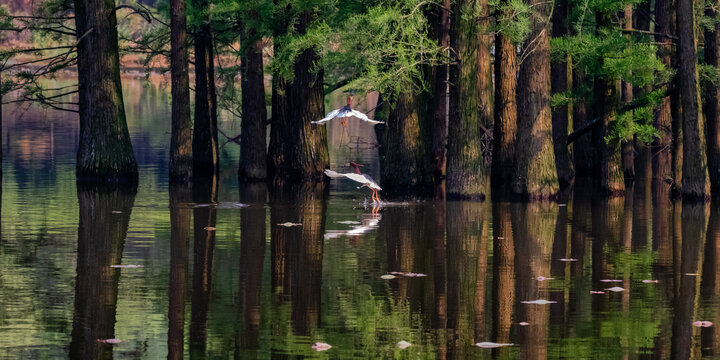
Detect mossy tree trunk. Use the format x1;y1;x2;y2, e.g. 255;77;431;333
572;67;594;176
447;0;487;199
551;0;572;187
678;0;710;199
239;17;268;181
652;0;673;189
382;91;432;194
492;6;517;190
73;0;138;184
477;0;493;131
169;0;192;183
621;6;635;181
514;0;558;199
192;0;219;178
704;0;720;198
431;0;450;180
594;12;624;195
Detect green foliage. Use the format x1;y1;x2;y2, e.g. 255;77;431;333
490;0;532;44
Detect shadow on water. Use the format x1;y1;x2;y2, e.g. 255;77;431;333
168;183;191;360
69;184;138;360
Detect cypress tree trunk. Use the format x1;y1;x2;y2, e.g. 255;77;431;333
268;50;288;179
432;0;450;179
678;0;710;199
514;0;558;199
192;0;219;178
447;0;487;199
477;0;493;130
169;0;192;183
572;68;594;175
704;0;720;198
73;0;138;184
285;13;329;180
551;0;572;187
239;28;268;181
383;91;431;194
492;9;517;189
653;0;673;187
594;12;624;195
621;6;635;181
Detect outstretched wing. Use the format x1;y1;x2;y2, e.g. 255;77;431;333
324;169;373;187
312;108;341;124
349;110;384;125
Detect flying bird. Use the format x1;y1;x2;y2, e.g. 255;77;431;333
311;96;385;126
324;162;382;203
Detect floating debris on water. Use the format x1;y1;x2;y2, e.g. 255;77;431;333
518;322;529;326
605;287;625;292
277;222;302;227
397;341;412;349
111;211;122;214
685;273;698;276
110;264;143;269
97;339;122;344
558;258;578;262
558;204;567;207
590;291;605;294
642;279;659;283
521;299;557;305
312;342;332;351
336;220;361;225
536;276;553;282
204;227;216;231
380;274;396;280
475;342;514;348
600;279;622;283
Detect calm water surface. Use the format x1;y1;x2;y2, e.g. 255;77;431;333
1;78;720;359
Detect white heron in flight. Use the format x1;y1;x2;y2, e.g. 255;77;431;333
324;162;382;203
312;96;385;127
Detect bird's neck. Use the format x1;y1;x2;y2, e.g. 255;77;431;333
346;97;351;106
352;167;361;174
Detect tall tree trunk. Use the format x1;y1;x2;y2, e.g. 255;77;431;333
704;0;720;198
192;0;219;178
594;12;624;195
239;25;268;181
432;0;450;180
169;0;193;183
492;9;517;190
477;0;493;131
383;91;432;194
268;49;288;179
168;184;190;360
551;0;572;187
283;13;329;180
73;0;138;184
621;5;635;181
447;0;487;199
653;0;673;189
678;0;710;199
514;0;558;199
573;68;594;175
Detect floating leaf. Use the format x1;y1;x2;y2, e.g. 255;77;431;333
558;204;567;207
312;342;332;351
590;291;605;294
475;342;514;348
204;227;216;231
111;211;122;214
404;272;427;277
605;287;625;292
536;276;553;282
521;299;557;305
278;222;302;227
693;321;713;327
110;264;143;268
685;273;698;276
558;258;578;262
389;271;405;275
380;274;396;280
497;236;505;240
97;338;122;344
642;279;659;283
336;220;361;225
397;340;412;349
600;279;622;283
518;322;529;326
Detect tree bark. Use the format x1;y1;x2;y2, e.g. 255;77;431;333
268;37;288;180
678;0;710;199
447;0;487;199
432;0;450;180
653;0;673;188
383;91;432;194
192;0;219;178
594;12;624;195
573;67;594;175
239;27;268;181
704;0;720;198
621;5;635;181
492;9;517;190
477;0;493;131
169;0;192;183
73;0;138;184
551;0;572;187
514;0;559;199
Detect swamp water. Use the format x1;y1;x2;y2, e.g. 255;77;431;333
1;78;719;359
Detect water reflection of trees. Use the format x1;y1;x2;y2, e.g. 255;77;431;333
69;185;137;360
168;183;191;360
